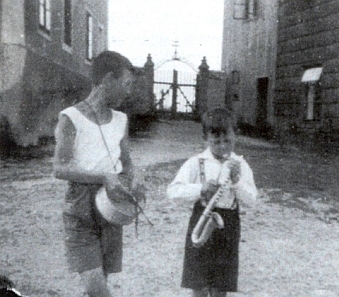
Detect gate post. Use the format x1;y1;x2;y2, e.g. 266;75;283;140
196;57;209;118
171;69;178;119
144;54;155;112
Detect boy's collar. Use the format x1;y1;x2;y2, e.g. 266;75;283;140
200;148;234;162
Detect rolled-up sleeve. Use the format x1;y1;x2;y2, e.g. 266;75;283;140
233;157;258;205
166;157;202;200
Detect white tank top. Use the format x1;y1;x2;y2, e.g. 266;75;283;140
60;106;127;174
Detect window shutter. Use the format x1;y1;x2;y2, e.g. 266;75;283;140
39;0;45;27
233;0;248;20
87;13;93;60
46;0;51;32
249;0;258;18
64;0;72;46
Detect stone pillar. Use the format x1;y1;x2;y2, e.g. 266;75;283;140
196;56;209;117
143;54;155;113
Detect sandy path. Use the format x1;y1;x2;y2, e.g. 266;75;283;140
0;120;338;297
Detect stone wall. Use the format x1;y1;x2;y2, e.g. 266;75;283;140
0;0;109;146
195;57;227;117
0;48;155;147
0;44;90;146
276;0;339;141
0;0;155;148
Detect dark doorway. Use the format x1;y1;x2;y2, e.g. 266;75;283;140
256;77;269;127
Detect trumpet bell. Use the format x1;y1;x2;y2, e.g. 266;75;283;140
191;211;224;248
210;211;224;229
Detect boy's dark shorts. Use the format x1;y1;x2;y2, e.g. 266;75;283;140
62;182;123;274
182;201;240;291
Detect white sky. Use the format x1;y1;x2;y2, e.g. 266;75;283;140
108;0;225;70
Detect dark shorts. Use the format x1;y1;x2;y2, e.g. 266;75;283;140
182;201;240;292
63;182;123;274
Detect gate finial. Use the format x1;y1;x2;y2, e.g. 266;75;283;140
172;40;180;60
199;56;209;71
145;54;154;67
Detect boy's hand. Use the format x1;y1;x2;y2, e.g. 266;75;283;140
129;173;145;191
229;160;241;184
104;173;120;190
131;183;147;204
201;179;220;203
104;173;133;202
118;173;133;189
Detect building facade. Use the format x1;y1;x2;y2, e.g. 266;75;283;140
0;0;108;146
221;0;279;130
275;0;339;141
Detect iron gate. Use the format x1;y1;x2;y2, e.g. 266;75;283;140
154;69;197;119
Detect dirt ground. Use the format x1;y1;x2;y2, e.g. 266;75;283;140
1;120;339;297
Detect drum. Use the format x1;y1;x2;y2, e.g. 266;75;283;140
95;184;137;225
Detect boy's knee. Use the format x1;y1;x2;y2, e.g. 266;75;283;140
210;287;227;297
192;287;209;297
80;267;111;297
107;273;123;295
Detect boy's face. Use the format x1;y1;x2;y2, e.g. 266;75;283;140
103;68;134;108
207;130;235;160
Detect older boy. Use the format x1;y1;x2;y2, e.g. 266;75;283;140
53;51;135;297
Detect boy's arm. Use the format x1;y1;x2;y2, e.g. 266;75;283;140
166;157;202;201
233;157;258;204
119;122;134;187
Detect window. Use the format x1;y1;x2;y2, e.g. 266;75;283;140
39;0;51;33
233;0;258;20
302;67;323;120
86;13;93;60
64;0;72;46
231;70;240;101
248;0;258;18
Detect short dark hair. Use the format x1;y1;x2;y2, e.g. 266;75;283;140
201;108;235;138
91;50;135;86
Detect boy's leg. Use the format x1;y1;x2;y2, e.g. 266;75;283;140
192;287;209;297
80;267;112;297
100;219;123;296
210;287;227;297
64;214;122;297
107;272;123;296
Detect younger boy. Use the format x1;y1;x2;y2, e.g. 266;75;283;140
167;108;258;297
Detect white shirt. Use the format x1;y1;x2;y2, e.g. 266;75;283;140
58;106;127;174
167;148;258;208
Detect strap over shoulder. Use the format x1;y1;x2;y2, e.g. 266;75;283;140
199;158;206;183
